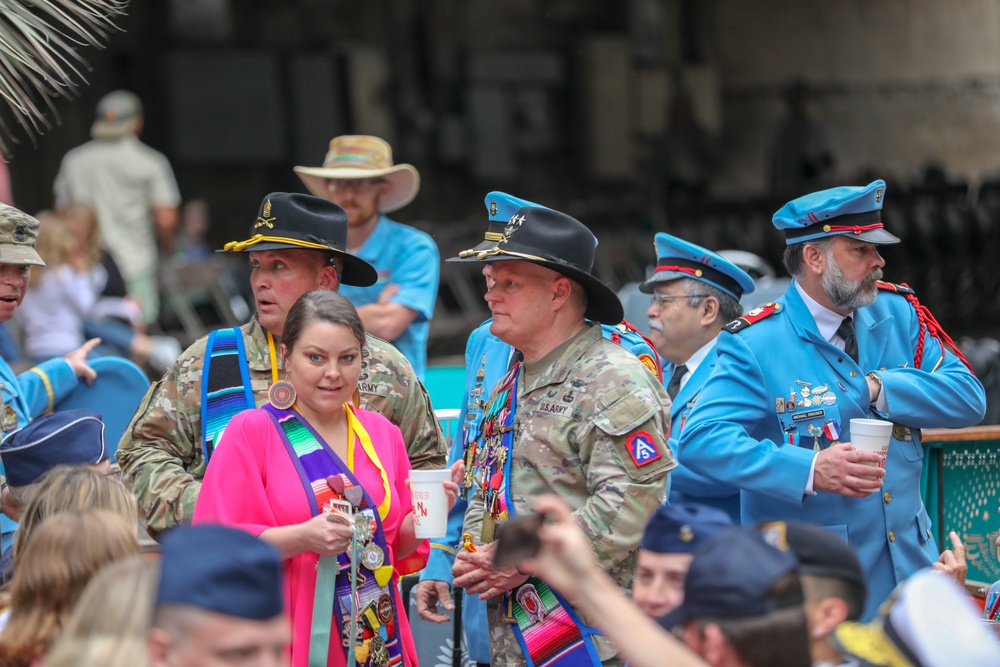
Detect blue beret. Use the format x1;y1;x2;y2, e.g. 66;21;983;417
157;525;284;621
0;408;107;487
659;527;801;628
641;503;732;554
772;179;900;245
448;191;550;262
639;233;756;301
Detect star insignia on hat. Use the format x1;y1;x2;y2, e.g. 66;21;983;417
679;525;694;542
255;199;276;229
502;214;525;243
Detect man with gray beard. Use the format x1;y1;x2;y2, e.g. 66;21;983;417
678;179;986;620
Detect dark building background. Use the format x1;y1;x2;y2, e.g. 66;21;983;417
8;0;1000;358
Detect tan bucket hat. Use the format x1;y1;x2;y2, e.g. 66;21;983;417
293;135;420;213
0;204;44;266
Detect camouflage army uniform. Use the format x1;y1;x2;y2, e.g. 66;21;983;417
464;324;674;666
118;318;447;536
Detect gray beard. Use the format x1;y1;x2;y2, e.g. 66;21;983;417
821;256;882;311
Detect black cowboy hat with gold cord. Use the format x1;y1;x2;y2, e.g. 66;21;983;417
219;192;377;287
470;206;624;325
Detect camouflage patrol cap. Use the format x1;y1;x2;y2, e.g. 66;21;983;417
0;204;44;266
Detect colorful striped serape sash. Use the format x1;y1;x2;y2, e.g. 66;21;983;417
264;403;402;667
201;327;253;464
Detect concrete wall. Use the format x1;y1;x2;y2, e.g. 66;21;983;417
705;0;1000;193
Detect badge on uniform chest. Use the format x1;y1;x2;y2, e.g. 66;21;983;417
777;380;843;452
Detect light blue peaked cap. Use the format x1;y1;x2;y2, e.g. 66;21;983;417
639;232;755;301
772;179;899;245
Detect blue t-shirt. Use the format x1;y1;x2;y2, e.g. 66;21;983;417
339;216;439;379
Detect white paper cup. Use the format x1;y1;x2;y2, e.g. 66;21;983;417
409;469;451;538
850;418;893;478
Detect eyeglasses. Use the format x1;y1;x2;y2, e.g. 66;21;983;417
325;178;386;193
650;294;690;309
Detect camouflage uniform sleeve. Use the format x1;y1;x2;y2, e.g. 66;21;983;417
401;376;448;470
116;341;207;538
576;376;674;577
363;335;447;470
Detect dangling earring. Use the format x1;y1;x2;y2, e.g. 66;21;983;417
352;387;360;409
269;380;296;410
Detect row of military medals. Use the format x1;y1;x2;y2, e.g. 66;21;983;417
776;380;843;451
462;354;516;544
462;355;522;624
324;477;392;667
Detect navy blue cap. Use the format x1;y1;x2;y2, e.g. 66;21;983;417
772;179;900;246
448;191;550;263
157;525;284;621
0;409;107;487
641;503;733;554
639;233;756;301
659;527;801;629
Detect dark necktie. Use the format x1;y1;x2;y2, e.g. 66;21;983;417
836;316;859;364
667;364;687;400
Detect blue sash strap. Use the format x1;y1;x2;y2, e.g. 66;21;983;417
201;327;254;464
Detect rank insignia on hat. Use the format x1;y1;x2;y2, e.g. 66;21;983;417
502;214;525;242
255;199;276;229
679;525;694;543
758;521;789;551
13;223;26;243
626;430;662;467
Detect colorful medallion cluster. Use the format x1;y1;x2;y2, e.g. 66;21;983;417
462;362;520;542
270;407;401;667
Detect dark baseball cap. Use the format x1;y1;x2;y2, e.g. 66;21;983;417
658;526;802;630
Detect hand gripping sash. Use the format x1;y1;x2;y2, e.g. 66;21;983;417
474;363;602;667
263;404;403;667
201;327;254;464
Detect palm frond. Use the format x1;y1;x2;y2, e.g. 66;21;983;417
0;0;129;156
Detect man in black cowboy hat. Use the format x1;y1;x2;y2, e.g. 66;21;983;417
118;192;447;537
450;206;674;666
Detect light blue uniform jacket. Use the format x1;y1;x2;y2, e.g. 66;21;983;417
679;283;986;620
0;356;77;540
665;355;740;522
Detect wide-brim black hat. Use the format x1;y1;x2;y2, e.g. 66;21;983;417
470;206;623;324
219;192;377;287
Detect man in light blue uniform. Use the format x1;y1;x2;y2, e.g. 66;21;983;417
679;179;986;620
414;192;662;663
640;233;754;522
0;204;99;546
294;135;439;378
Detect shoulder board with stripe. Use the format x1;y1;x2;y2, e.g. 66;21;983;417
876;281;915;296
724;302;782;334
